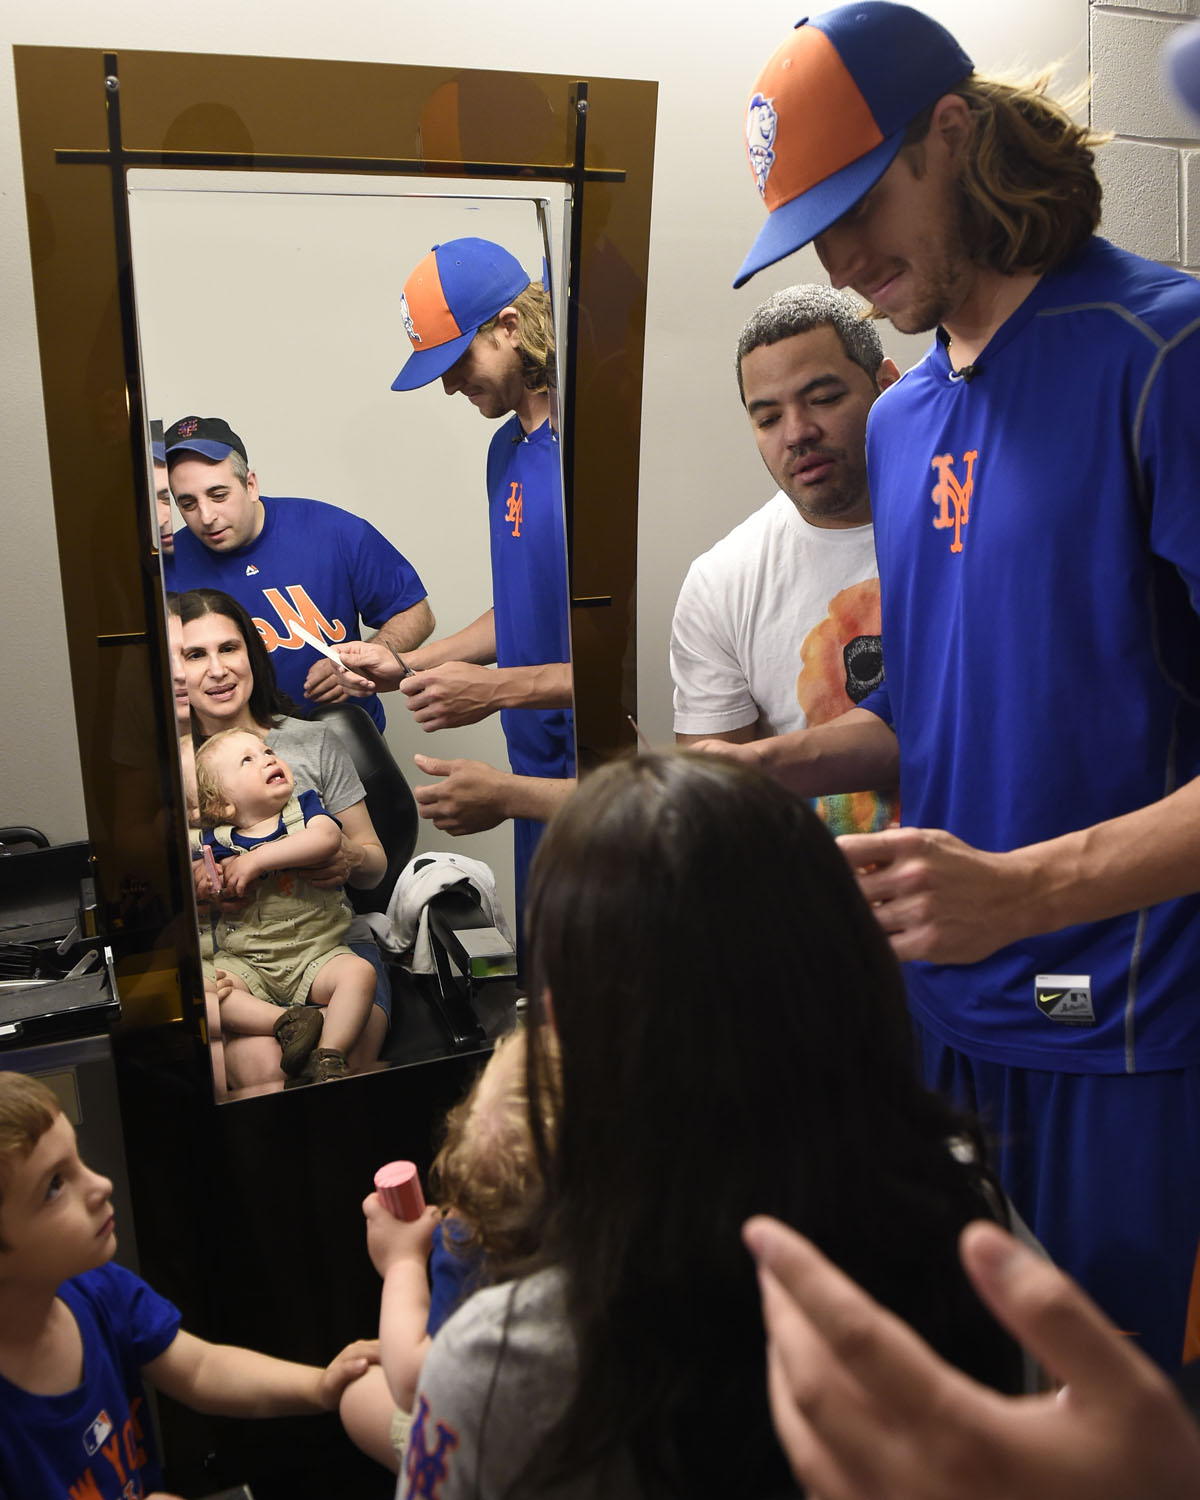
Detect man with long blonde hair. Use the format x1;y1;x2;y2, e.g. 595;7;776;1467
718;1;1200;1370
334;238;575;934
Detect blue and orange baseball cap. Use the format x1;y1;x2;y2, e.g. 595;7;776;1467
735;3;973;287
391;238;531;392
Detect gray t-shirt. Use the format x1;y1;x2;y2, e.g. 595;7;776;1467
400;1268;643;1500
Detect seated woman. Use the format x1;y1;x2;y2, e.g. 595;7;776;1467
179;587;392;1091
406;753;1027;1499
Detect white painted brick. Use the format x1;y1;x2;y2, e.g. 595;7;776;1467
1179;0;1200;17
1183;150;1200;262
1098;139;1181;260
1091;0;1184;14
1092;12;1199;139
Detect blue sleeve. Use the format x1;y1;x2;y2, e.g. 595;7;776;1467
297;787;341;828
426;1219;483;1336
80;1263;182;1372
340;513;427;628
858;678;892;726
1142;324;1200;609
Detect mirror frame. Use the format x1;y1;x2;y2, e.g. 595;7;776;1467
13;45;656;1033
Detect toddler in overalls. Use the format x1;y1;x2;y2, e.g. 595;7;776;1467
195;728;376;1084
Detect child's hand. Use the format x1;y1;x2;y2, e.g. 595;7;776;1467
221;851;263;899
317;1337;380;1409
212;968;235;1004
363;1195;441;1279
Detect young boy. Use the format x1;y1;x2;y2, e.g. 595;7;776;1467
0;1071;378;1497
195;729;377;1084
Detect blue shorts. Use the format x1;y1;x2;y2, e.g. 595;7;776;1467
351;939;392;1026
918;1024;1200;1371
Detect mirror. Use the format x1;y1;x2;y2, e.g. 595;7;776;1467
128;175;573;1098
13;44;655;1115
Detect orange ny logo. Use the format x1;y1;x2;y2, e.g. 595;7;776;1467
506;481;523;538
930;451;977;554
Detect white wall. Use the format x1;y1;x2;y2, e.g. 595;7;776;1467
1090;0;1200;267
1;0;1092;845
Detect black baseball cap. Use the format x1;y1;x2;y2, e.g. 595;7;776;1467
164;415;248;464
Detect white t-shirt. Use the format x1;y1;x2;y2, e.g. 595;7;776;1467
670;492;896;835
671;491;883;736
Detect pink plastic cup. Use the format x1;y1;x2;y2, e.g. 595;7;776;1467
374;1160;425;1221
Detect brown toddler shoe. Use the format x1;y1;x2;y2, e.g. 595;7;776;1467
306;1047;351;1083
273;1005;323;1077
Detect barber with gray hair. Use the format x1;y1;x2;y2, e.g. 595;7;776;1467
670;284;899;835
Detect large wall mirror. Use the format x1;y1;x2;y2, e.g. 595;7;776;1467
14;46;655;1104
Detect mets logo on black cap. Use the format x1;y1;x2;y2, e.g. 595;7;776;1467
400;295;421;345
746;93;778;197
179;417;198;437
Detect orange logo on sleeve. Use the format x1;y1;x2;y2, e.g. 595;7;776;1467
505;482;523;538
930;451;977;554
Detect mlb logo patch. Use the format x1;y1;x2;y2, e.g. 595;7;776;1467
1035;973;1095;1026
83;1410;113;1456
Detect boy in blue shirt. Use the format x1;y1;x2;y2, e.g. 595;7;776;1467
0;1070;377;1498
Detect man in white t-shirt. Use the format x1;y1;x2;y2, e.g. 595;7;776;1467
670;284;899;834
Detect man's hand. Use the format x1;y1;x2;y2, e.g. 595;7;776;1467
412;754;508;834
305;834;360;890
743;1214;1200;1500
363;1193;440;1280
837;826;1031;964
400;661;497;731
329;639;406;697
316;1338;381;1410
303;657;353;705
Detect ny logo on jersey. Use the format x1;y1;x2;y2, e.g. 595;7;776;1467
405;1395;459;1498
506;481;523;538
252;586;348;653
930;450;977;554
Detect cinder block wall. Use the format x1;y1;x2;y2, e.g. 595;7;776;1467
1091;0;1200;267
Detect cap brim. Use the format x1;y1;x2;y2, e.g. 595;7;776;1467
390;326;477;392
151;444;167;464
733;131;904;288
165;439;236;462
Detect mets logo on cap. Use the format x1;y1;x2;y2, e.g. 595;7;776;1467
400;294;421;346
179;417;198;438
746;93;778;198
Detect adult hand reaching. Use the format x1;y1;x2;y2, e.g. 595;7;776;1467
837;826;1030;964
412;754;508;834
743;1214;1200;1500
401;661;497;731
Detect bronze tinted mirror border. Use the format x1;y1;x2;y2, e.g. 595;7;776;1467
13;45;656;1031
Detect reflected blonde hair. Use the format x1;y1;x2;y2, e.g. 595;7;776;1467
430;1026;558;1272
194;727;264;826
906;71;1106;277
0;1074;61;1228
479;281;555;392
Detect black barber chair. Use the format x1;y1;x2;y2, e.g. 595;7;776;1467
310;704;517;1053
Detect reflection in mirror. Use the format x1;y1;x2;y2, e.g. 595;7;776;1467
127;179;574;1101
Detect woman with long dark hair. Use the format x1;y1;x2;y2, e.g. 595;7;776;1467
178;587;390;1089
405;752;1025;1498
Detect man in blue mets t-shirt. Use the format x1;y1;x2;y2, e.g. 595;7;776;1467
164;413;433;732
